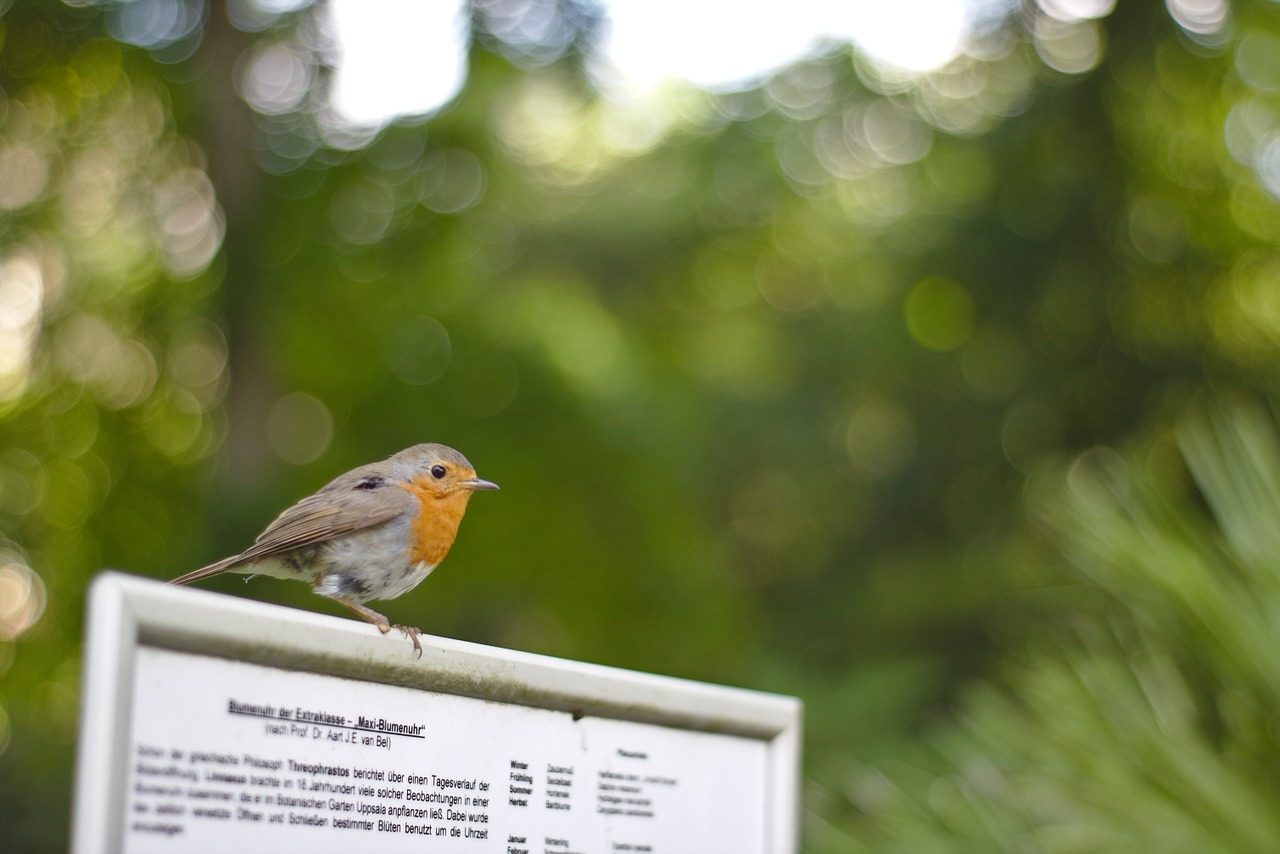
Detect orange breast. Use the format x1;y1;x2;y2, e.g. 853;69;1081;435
398;480;472;567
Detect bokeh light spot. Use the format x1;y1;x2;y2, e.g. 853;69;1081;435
1222;97;1274;170
418;148;486;215
1037;0;1116;21
385;315;452;386
684;315;794;397
39;458;93;529
1165;0;1229;39
267;391;334;465
1258;137;1280;201
168;320;229;405
153;168;224;278
756;255;823;313
54;315;159;409
905;276;975;351
0;252;44;401
0;450;42;517
836;167;916;227
106;0;203;52
844;398;917;481
30;675;77;745
0;562;46;640
0;144;50;210
1235;31;1280;93
502;279;630;394
238;41;313;117
1033;16;1104;75
1225;253;1280;351
862;99;933;165
328;179;396;245
142;386;212;460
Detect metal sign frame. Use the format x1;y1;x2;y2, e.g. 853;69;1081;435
72;572;802;852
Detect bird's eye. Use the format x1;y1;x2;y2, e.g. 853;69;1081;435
430;464;447;479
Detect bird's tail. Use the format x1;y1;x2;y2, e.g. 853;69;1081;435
170;554;246;586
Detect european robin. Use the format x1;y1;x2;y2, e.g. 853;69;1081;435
170;443;497;655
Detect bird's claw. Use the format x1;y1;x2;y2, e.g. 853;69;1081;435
392;624;423;658
372;621;423;657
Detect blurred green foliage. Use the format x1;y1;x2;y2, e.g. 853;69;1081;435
812;397;1280;852
1;0;1280;850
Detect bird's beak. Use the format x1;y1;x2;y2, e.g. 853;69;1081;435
461;476;499;491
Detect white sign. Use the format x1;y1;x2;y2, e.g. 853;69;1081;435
126;647;766;852
74;574;801;853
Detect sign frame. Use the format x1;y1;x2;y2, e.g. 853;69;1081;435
72;573;802;853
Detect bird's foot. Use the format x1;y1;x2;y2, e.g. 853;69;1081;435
326;594;423;658
392;624;423;658
373;621;423;658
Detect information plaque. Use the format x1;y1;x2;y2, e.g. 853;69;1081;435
73;574;801;853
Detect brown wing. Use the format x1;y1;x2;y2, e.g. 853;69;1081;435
171;463;414;585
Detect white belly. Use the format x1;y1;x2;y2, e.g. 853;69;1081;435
314;521;437;602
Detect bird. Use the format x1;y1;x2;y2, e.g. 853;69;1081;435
170;443;497;655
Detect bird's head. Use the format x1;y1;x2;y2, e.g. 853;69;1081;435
391;443;499;501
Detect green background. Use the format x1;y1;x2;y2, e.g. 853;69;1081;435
3;0;1280;849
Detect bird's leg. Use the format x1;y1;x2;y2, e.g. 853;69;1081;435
323;594;423;658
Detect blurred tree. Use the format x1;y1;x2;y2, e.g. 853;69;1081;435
0;1;229;846
1;0;1279;850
